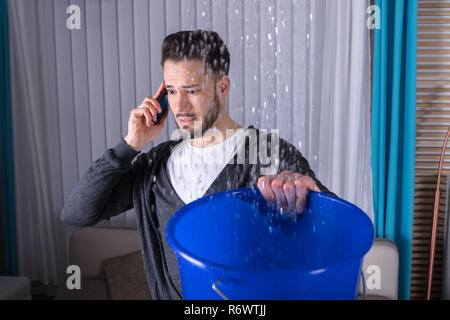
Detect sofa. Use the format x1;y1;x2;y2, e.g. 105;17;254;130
358;238;399;299
56;227;150;300
56;226;398;300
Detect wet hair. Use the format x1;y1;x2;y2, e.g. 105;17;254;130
160;30;230;79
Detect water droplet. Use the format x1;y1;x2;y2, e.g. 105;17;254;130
306;33;310;40
267;33;272;41
285;85;289;93
202;11;205;17
252;107;255;113
275;26;278;35
235;9;239;15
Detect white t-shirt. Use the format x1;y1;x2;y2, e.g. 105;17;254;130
166;128;246;204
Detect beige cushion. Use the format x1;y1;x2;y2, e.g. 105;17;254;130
103;251;151;300
69;227;141;277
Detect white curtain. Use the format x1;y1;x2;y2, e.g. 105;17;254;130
8;0;69;285
300;0;373;219
7;0;372;286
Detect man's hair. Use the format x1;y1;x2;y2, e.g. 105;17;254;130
160;30;230;78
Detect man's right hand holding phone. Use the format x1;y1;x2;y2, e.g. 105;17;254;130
124;81;168;152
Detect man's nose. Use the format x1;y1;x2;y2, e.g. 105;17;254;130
172;93;192;113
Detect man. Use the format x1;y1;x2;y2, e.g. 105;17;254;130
61;30;334;300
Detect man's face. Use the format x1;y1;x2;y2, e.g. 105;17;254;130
163;59;222;138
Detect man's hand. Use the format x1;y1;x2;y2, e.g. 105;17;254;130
257;170;320;217
124;81;168;152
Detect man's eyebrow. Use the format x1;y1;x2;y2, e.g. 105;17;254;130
165;84;200;89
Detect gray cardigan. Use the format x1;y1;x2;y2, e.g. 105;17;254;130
60;125;334;299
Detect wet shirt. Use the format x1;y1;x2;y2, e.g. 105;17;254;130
166;128;246;204
60;125;334;300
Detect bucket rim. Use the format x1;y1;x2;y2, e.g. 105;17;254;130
166;187;374;275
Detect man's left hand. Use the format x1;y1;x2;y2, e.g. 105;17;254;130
257;170;320;217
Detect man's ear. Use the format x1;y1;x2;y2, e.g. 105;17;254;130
216;75;230;97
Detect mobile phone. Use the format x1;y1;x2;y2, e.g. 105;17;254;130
154;88;169;125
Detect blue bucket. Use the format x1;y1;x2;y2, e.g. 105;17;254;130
166;187;374;300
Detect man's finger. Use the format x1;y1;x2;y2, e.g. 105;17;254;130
271;175;288;210
257;175;277;203
144;96;162;113
153;81;166;101
139;104;158;123
282;180;296;212
293;173;320;192
294;179;308;214
133;107;153;127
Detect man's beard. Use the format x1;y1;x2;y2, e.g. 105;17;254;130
177;91;222;138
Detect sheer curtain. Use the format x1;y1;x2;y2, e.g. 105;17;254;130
8;0;68;285
7;0;372;286
298;0;373;220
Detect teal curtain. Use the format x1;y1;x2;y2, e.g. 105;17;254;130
0;0;17;276
371;0;417;300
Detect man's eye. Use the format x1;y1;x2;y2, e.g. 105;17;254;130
187;90;197;94
168;90;176;95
